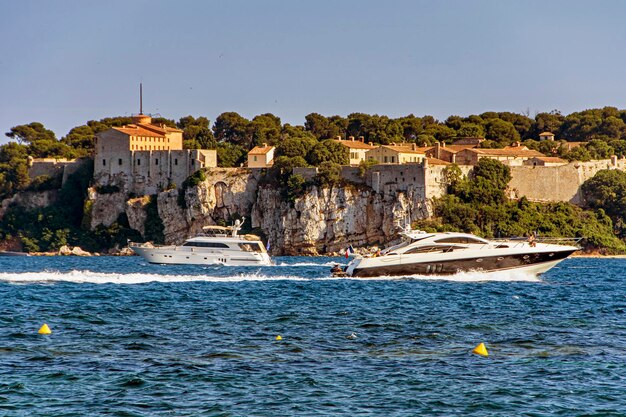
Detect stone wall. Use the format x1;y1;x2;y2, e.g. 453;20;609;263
94;149;217;195
28;157;90;185
509;158;624;204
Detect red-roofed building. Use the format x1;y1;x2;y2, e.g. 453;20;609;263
334;136;377;165
247;144;275;168
94;113;216;195
365;143;429;164
455;146;545;166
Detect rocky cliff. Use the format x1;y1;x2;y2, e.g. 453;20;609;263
85;168;429;255
252;185;427;255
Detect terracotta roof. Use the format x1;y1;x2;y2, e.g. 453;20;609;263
379;144;429;154
464;148;544;157
248;145;274;155
437;144;475;153
426;157;450;165
112;125;166;138
334;139;376;150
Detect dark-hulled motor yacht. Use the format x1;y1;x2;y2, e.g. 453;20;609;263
341;229;580;278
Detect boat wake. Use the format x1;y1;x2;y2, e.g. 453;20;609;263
0;270;310;284
0;268;541;284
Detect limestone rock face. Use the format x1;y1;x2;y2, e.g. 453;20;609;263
86;188;128;229
0;190;59;220
88;167;429;254
253;184;428;255
125;196;151;236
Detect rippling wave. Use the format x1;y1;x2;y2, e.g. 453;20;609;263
0;256;624;415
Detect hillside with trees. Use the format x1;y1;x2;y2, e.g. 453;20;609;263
4;107;626;253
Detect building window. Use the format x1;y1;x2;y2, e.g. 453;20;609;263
155;158;159;165
174;158;178;165
103;159;106;166
254;156;257;161
191;160;195;165
137;159;141;165
391;156;395;163
384;156;388;163
118;158;122;165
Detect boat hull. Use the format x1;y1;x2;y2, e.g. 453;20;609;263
130;246;271;266
347;248;576;278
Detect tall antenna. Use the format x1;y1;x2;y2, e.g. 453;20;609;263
139;83;143;114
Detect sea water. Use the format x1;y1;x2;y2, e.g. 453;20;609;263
0;256;624;416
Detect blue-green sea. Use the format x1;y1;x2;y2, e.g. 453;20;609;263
0;256;624;416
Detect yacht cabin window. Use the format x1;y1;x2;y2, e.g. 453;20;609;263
434;237;486;244
183;242;230;248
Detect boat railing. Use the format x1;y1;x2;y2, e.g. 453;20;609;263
491;237;583;248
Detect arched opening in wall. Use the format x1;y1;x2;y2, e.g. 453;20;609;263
214;181;232;220
214;182;228;208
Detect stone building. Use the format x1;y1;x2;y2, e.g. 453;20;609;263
247;144;275;168
366;143;428;164
425;142;477;163
94;114;216;195
455;145;544;166
334;136;376;165
539;132;555;141
523;156;568;167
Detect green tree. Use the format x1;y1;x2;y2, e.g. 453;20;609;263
249;113;281;147
216;142;246;167
484;119;520;146
316;161;342;187
581;169;626;224
304;113;347;139
307;139;349;166
0;142;29;199
214;112;251;147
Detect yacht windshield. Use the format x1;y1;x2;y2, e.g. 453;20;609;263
238;243;263;253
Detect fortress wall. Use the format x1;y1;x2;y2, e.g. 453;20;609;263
509;165;583;203
28;161;66;180
28;157;91;186
508;158;626;205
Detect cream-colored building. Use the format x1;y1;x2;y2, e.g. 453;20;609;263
365;143;428;164
94;114;217;195
455;146;544;166
334;137;376;165
247;144;275;168
539;132;555;141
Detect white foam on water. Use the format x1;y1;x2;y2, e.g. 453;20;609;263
0;267;541;285
276;261;340;267
0;270;310;285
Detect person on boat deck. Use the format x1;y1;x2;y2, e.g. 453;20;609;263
331;264;343;274
528;232;537;247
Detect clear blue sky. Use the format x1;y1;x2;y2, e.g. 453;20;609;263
2;0;626;143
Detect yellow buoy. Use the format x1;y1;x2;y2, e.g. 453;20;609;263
38;323;52;335
275;335;282;341
472;342;488;357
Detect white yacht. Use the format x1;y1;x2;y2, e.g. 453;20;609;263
129;219;271;266
340;229;580;278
